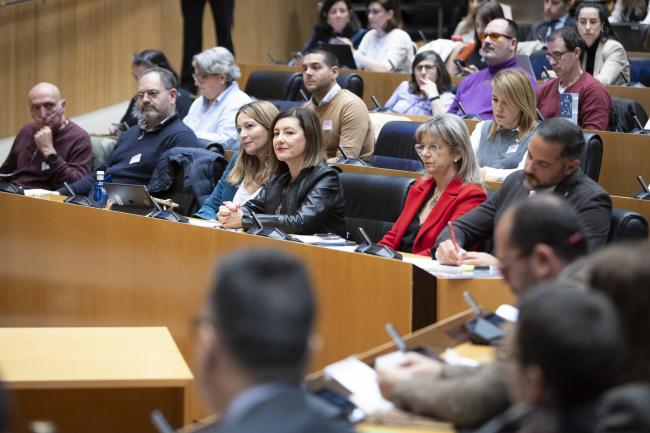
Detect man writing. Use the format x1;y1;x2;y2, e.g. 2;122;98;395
303;48;374;163
0;82;92;190
62;67;198;196
435;117;611;266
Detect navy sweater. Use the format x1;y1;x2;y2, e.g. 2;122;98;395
62;115;198;195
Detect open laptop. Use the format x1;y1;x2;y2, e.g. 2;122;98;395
319;43;357;69
104;183;162;216
515;54;535;78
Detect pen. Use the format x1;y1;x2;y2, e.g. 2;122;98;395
385;323;407;352
448;221;460;255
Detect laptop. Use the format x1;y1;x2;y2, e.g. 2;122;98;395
515;54;535;78
104;183;162;216
319;43;357;69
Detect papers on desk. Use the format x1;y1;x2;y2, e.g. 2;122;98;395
402;256;501;279
292;234;351;246
187;218;221;228
324;356;395;415
24;188;59;197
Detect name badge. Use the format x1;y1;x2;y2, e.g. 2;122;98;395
129;153;142;164
506;144;519;154
41;161;50;171
322;120;333;131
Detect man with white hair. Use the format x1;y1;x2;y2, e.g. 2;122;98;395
183;47;252;150
0;82;92;190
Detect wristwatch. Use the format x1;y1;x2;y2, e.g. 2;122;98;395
46;152;58;164
428;95;440;102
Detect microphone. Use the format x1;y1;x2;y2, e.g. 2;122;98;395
246;211;300;242
635;175;650;200
370;95;381;110
337;145;349;160
358;226;372;245
336;145;369;166
267;50;282;65
637;175;649;193
536;108;545;121
354;227;402;259
63;181;92;206
251;210;264;229
457;101;482;121
542;66;551;79
418;30;428;43
150;410;175;433
299;89;310;102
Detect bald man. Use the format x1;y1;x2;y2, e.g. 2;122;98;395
0;82;92;190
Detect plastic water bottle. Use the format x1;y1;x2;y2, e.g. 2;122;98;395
93;170;108;208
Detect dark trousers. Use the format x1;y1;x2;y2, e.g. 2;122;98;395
180;0;235;91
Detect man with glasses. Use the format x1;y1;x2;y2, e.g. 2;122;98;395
61;68;198;196
448;18;538;120
537;27;611;131
302;48;374;163
376;194;589;429
434;117;611;266
0;82;92;190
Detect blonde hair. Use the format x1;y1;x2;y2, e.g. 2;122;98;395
227;100;279;187
415;113;482;185
488;68;537;141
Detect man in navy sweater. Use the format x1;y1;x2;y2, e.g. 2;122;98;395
62;67;198;196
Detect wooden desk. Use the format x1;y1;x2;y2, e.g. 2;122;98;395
0;193;512;419
0;327;192;433
596;131;650;196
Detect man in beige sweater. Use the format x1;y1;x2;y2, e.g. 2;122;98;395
302;48;374;163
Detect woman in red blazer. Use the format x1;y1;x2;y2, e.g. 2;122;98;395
379;113;487;256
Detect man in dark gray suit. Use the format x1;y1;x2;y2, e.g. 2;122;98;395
526;0;575;42
434;117;611;266
193;249;352;433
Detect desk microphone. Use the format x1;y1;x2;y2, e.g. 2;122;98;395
267;50;282;65
542;66;551;79
418;30;428;43
247;211;300;242
150;410;175;433
354;227;402;259
63;181;92;206
299;89;310;102
370;95;382;110
536;108;545;121
635;175;650;200
457;101;482;121
337;145;369;167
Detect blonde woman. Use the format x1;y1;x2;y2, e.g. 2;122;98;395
195;100;278;220
470;68;538;182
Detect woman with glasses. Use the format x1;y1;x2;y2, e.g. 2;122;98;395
378;114;486;256
111;49;194;135
383;51;454;115
346;0;415;72
217;108;346;236
183;47;252;150
470;68;538;182
195;101;278;220
575;1;630;85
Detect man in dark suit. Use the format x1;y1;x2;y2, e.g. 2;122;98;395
527;0;575;42
434;117;611;266
192;249;352;433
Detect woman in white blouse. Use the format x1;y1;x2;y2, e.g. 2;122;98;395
346;0;415;73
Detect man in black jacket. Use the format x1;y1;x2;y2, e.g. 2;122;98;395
434;117;611;266
193;249;352;433
526;0;575;42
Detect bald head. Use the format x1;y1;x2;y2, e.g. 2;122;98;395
28;82;66;129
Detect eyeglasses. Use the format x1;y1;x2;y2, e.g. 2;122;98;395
414;143;443;154
545;50;570;62
478;32;514;43
192;73;209;82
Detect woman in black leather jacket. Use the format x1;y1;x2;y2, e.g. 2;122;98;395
217;108;346;236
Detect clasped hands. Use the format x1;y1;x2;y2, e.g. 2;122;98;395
217;201;243;228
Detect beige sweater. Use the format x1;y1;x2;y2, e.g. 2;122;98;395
306;89;375;162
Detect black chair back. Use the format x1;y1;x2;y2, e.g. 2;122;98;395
244;70;303;101
581;132;603;182
339;172;415;243
610;97;649;133
369;121;424;172
608;208;649;243
296;72;365;100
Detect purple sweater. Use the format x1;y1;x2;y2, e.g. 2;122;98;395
0;121;92;190
447;57;538;120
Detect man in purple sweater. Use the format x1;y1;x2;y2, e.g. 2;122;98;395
448;18;538;120
0;83;92;190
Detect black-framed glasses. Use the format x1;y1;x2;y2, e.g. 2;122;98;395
545;50;570;62
414;143;443;154
479;32;514;43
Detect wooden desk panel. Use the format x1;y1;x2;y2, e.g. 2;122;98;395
598;131;650;196
0;327;192;433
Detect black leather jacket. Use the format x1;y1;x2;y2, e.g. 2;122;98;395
241;162;346;237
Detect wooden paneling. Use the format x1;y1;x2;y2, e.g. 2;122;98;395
598;131;650;196
0;0;320;138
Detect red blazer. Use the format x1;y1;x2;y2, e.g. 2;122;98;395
379;177;487;256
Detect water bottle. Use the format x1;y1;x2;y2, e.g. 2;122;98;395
93;170;108;208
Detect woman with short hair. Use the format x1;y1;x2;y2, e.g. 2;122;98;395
349;0;415;72
183;46;252;150
379;113;486;256
218;108;346;236
470;68;538;182
195;100;278;220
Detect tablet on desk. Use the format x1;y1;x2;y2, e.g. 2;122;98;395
319;43;357;69
104;183;162;216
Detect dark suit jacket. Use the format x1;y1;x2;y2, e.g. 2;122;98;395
434;169;612;253
527;16;575;42
379;177;486;256
194;387;353;433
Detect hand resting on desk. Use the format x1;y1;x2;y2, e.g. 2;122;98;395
435;240;499;267
217;201;243;228
375;352;443;400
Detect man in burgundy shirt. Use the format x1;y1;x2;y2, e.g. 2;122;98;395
537;27;611;131
0;82;92;190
